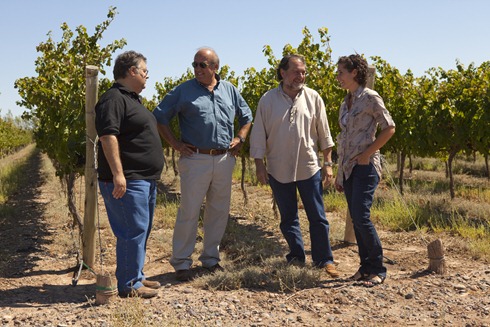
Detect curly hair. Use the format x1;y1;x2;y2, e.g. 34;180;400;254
113;51;147;80
276;54;305;81
337;54;368;86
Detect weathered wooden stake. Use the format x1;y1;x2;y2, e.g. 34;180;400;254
83;65;99;269
343;65;376;244
427;239;447;274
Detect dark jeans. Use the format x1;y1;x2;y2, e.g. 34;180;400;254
343;163;386;277
269;170;334;266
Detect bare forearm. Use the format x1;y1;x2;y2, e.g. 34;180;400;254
99;135;123;177
157;124;180;149
254;158;268;184
363;126;395;158
322;147;333;163
237;122;252;141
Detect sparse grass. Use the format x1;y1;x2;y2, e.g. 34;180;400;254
372;195;420;232
221;217;283;265
197;257;322;293
323;188;348;213
374;155;490;260
0;144;36;204
110;297;148;326
154;196;179;230
109;297;198;326
0;145;37;275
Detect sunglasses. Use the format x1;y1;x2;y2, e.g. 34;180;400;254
192;61;210;69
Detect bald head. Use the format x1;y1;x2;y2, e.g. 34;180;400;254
195;47;220;68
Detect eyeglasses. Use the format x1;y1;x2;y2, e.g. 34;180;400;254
134;66;149;77
289;105;297;124
138;68;149;75
192;61;210;69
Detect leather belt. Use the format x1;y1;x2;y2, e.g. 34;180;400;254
194;148;228;155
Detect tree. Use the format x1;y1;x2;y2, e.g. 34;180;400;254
426;62;482;198
14;7;126;233
371;56;418;194
0;111;32;157
472;61;490;179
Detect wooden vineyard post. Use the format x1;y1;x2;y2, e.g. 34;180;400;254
343;65;376;244
83;65;99;269
343;210;356;244
427;239;447;274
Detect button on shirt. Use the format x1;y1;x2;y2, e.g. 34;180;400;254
153;76;252;149
336;86;395;185
250;85;335;183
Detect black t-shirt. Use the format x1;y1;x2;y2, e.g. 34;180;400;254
95;83;164;181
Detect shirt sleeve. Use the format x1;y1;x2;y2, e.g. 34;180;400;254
372;92;395;130
233;86;253;127
153;86;181;126
315;93;335;150
95;97;124;137
249;97;267;159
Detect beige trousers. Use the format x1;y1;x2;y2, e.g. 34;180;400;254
169;152;235;270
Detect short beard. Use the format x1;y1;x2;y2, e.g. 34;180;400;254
286;82;304;92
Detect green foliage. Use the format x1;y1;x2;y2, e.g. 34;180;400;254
247;27;345;137
14;7;126;177
153;69;194;149
0;113;32;157
371;56;417;157
0;145;36;204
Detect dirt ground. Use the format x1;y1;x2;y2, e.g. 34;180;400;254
0;150;489;327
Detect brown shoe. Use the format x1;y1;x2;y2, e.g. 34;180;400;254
125;286;158;298
142;279;161;289
325;263;340;278
175;269;193;282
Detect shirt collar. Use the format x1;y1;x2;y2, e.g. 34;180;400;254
279;83;304;101
195;74;221;90
114;82;141;100
352;85;365;98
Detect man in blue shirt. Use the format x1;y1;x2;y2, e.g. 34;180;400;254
153;47;252;281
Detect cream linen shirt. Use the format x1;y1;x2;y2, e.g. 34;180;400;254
335;86;395;186
250;85;334;183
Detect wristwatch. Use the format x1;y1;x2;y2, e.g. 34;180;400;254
238;136;246;143
323;161;334;167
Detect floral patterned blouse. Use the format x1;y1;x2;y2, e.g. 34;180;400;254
335;86;395;186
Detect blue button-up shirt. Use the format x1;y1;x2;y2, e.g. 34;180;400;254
153;76;252;149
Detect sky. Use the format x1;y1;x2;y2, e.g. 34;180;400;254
1;0;489;117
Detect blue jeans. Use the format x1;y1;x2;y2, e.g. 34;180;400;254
268;170;334;266
343;163;386;277
99;179;157;294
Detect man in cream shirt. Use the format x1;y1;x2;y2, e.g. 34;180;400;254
250;54;339;277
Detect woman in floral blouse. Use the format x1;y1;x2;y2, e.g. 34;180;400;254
334;54;396;287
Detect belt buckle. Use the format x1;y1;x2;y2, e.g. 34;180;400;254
209;149;217;155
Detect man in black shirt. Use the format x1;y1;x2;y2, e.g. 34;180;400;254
95;51;164;298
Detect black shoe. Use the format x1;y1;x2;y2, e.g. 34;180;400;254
287;257;305;267
204;263;224;273
175;269;193;282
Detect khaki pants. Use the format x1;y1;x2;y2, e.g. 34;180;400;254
170;153;236;270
